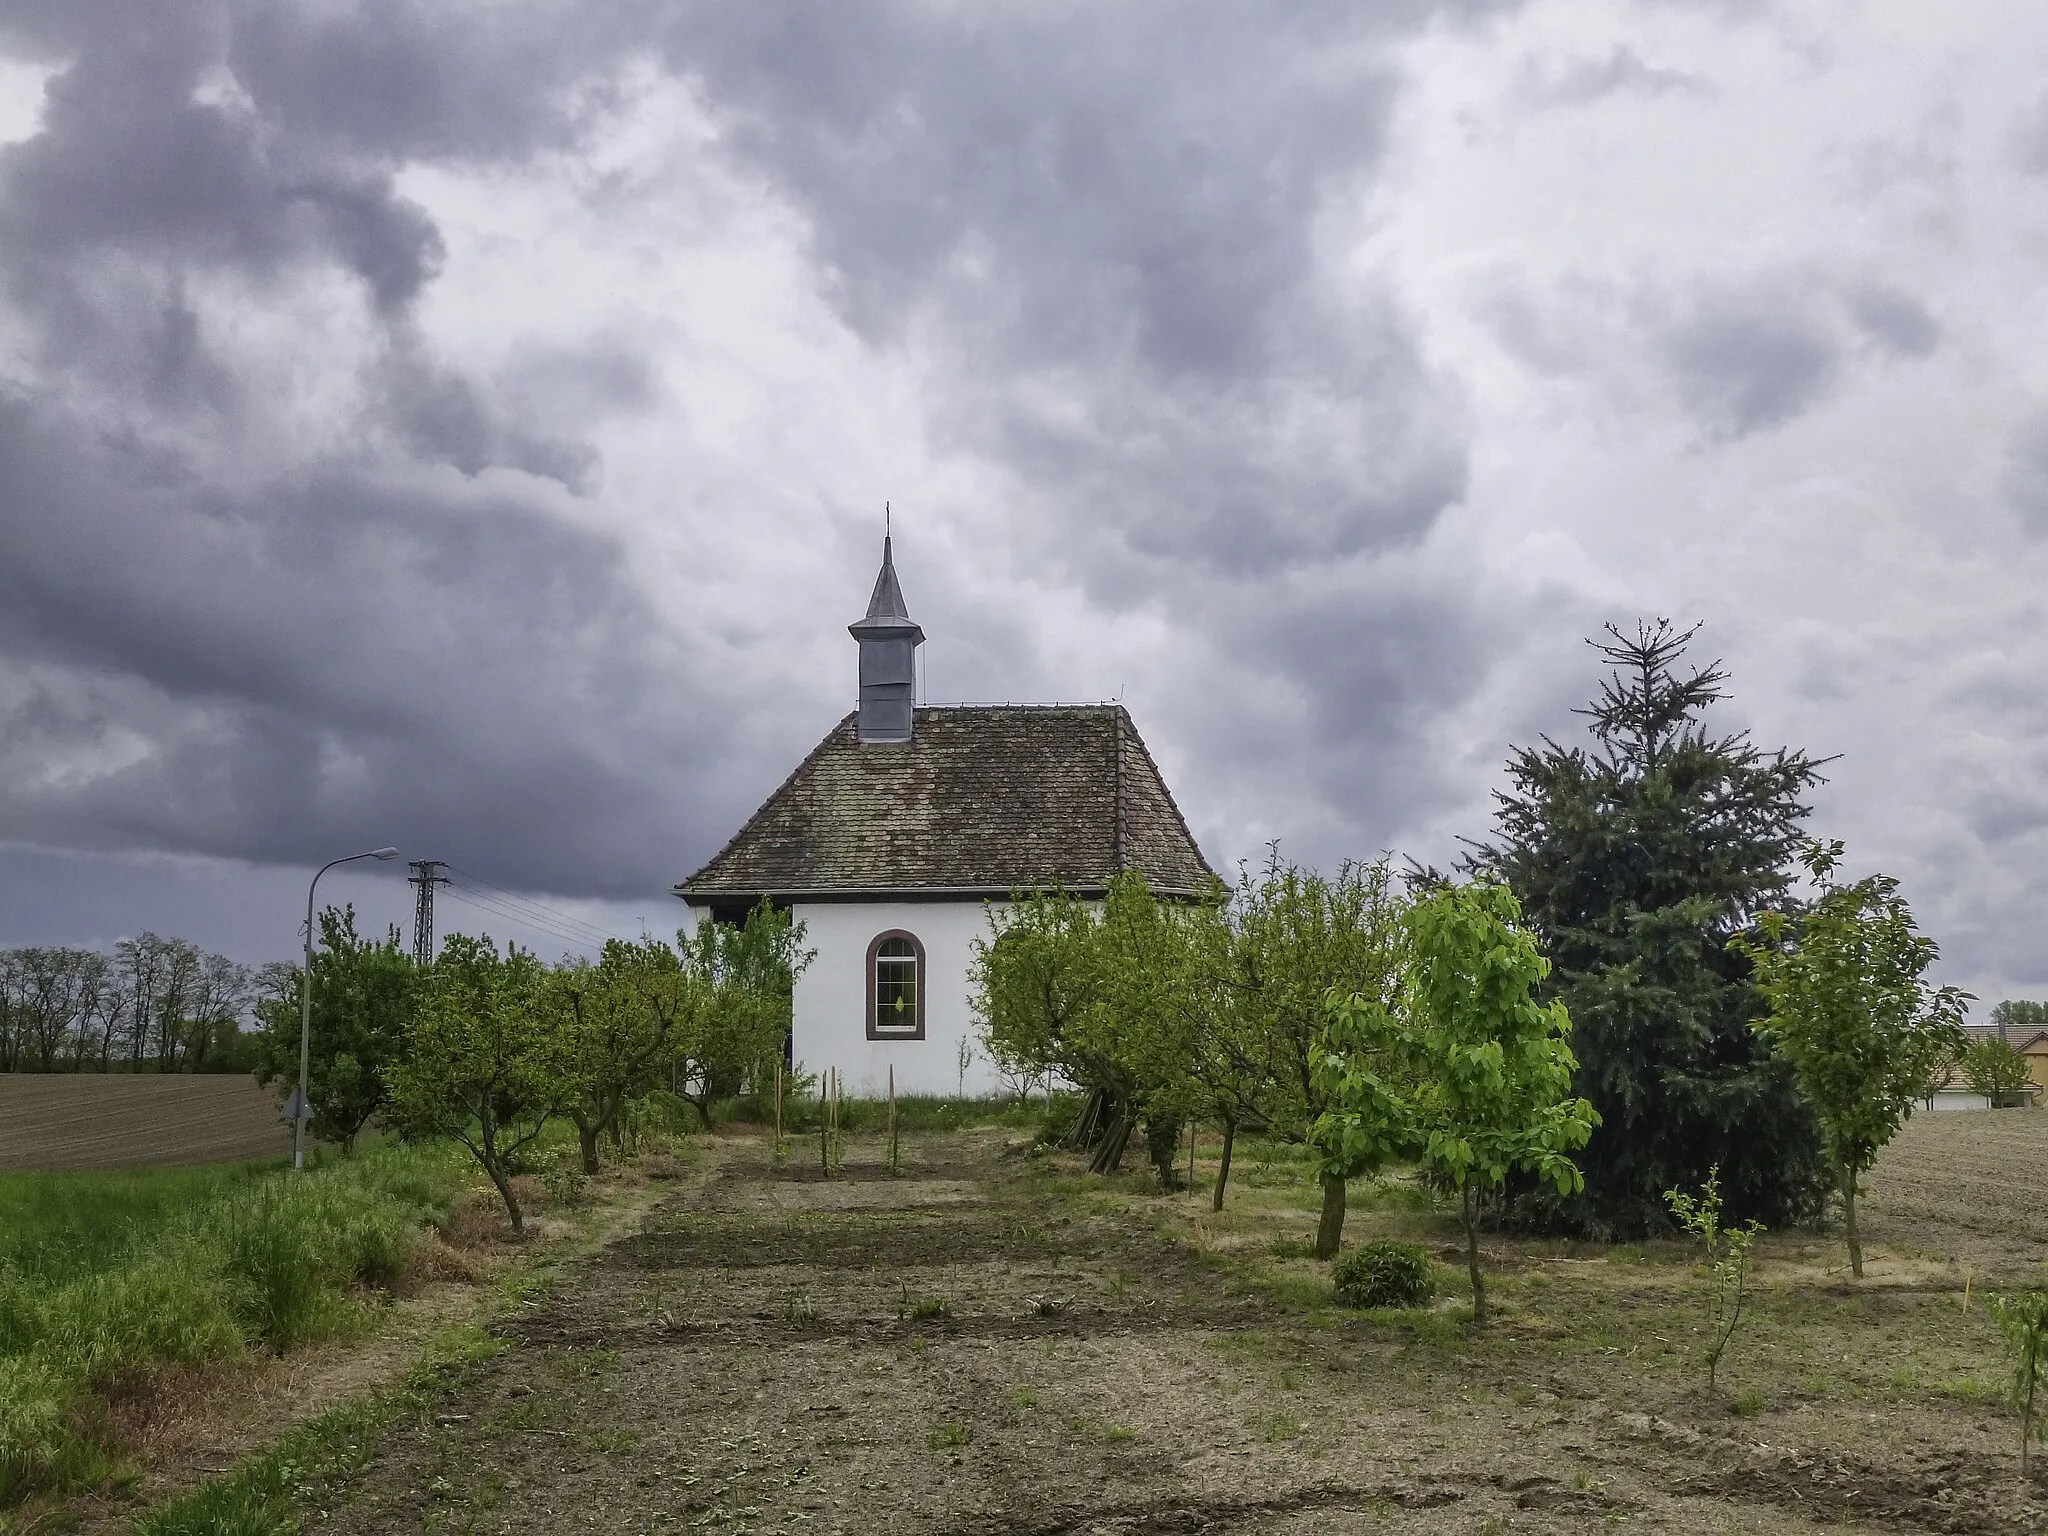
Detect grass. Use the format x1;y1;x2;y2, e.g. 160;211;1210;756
0;1159;283;1285
0;1139;470;1509
728;1089;1083;1136
135;1321;508;1536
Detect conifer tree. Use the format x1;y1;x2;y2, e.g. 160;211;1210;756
1467;621;1831;1236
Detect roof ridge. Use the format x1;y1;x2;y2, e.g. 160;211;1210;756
1110;710;1124;872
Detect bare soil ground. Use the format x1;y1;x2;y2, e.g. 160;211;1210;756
269;1115;2048;1536
0;1075;288;1171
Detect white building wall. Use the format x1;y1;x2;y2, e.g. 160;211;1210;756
686;899;1010;1098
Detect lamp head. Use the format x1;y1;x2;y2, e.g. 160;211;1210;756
370;847;400;860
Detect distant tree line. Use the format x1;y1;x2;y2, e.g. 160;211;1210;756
0;935;262;1073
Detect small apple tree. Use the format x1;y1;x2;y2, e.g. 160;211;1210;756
1992;1290;2048;1478
1733;842;1969;1279
1405;880;1596;1324
1665;1167;1764;1395
387;933;569;1236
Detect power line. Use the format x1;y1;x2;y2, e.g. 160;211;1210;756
431;868;634;953
443;873;625;948
436;884;617;953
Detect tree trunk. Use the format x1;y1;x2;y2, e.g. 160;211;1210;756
1314;1171;1346;1260
484;1158;525;1237
1212;1117;1236;1212
1089;1108;1135;1173
1844;1169;1863;1280
1463;1185;1486;1325
576;1118;601;1175
1067;1088;1109;1150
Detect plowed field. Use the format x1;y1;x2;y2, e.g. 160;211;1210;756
1864;1106;2048;1268
0;1074;288;1171
248;1120;2047;1536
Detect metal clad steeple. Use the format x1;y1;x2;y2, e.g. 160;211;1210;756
848;532;923;743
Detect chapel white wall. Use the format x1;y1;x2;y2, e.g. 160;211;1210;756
787;900;1009;1098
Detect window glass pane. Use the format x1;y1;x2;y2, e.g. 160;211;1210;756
874;945;917;1029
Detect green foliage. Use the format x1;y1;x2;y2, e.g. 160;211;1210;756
1960;1036;2034;1104
975;873;1217;1179
0;1144;464;1508
1990;999;2048;1036
0;1162;276;1286
551;937;684;1172
1407;880;1596;1324
1665;1166;1764;1394
1310;987;1414;1207
1230;857;1408;1251
386;933;569;1235
253;906;421;1150
671;901;812;1130
1991;1290;2048;1476
1332;1242;1436;1310
1469;621;1830;1237
1733;841;1969;1279
978;857;1410;1229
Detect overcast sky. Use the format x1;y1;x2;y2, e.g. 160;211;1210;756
1;1;2044;1006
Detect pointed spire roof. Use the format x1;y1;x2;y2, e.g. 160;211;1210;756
848;534;924;642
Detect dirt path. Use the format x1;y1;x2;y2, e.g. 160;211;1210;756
292;1131;2039;1535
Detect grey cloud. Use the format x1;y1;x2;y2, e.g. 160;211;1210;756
1842;283;1939;358
2010;93;2048;175
0;391;716;894
1514;46;1710;110
2004;412;2048;537
1652;278;1842;438
656;1;1474;599
1480;266;1939;439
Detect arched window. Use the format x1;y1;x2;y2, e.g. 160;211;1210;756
866;930;925;1040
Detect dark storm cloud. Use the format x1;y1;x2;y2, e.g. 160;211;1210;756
0;1;724;895
1654;278;1843;437
0;391;708;894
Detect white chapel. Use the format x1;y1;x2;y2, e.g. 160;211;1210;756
674;538;1212;1096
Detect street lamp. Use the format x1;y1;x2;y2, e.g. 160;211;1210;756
296;846;400;1170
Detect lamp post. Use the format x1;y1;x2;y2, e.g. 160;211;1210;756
297;847;400;1170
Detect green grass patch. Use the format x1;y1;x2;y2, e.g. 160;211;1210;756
0;1140;469;1509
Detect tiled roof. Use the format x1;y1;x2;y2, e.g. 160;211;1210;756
677;705;1214;899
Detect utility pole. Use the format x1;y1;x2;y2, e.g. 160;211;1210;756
408;860;448;967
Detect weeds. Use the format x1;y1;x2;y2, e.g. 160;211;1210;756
928;1421;973;1450
1991;1289;2048;1477
1666;1167;1764;1396
0;1140;467;1508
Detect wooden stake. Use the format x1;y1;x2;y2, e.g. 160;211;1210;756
889;1064;899;1175
773;1057;783;1160
1188;1120;1196;1196
1963;1268;1973;1313
820;1068;830;1175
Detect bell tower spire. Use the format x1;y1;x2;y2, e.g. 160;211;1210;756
848;513;923;744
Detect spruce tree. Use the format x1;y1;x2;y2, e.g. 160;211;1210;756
1467;621;1831;1236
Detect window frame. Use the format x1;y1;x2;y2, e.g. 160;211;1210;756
865;929;926;1041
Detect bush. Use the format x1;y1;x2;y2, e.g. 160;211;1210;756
1333;1242;1437;1310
